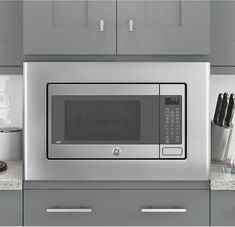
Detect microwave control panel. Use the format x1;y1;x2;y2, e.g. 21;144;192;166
160;96;182;145
160;84;186;159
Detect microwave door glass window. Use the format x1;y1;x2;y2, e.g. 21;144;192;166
65;100;140;142
51;96;159;145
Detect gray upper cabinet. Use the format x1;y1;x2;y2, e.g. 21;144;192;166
0;1;22;66
23;1;116;55
211;1;235;66
23;0;210;56
117;0;210;55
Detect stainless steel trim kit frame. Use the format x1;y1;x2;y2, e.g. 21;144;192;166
24;62;210;181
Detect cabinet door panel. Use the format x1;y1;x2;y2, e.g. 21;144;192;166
0;191;22;226
211;191;235;226
211;1;235;66
24;1;116;55
117;0;210;55
0;1;22;65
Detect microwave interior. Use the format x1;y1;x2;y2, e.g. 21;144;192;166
47;83;186;160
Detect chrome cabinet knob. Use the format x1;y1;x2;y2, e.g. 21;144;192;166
128;19;134;32
99;19;105;32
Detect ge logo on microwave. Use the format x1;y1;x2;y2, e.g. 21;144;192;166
112;147;121;157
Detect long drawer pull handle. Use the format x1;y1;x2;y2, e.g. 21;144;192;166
141;208;187;213
47;208;93;213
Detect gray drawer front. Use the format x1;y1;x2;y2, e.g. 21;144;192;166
211;191;235;226
24;189;209;226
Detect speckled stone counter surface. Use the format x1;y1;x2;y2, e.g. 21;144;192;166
211;162;235;190
0;161;22;190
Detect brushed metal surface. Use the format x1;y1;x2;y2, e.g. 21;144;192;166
48;84;160;159
49;145;160;159
24;62;210;181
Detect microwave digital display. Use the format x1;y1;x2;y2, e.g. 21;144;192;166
165;97;180;105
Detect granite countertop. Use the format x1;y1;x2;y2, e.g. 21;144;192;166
0;160;22;190
211;162;235;190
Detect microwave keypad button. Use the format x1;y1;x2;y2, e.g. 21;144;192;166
162;147;183;156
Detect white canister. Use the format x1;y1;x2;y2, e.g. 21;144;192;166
0;128;23;161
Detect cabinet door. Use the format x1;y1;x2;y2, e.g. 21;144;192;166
24;1;116;55
0;191;22;226
117;0;210;55
211;1;235;66
0;1;22;66
211;191;235;226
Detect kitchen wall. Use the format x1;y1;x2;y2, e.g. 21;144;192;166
210;75;235;159
0;75;22;128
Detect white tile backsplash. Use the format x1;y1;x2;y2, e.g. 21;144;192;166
210;75;235;158
0;92;9;108
0;75;22;128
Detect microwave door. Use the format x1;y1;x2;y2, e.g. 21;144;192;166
48;84;160;159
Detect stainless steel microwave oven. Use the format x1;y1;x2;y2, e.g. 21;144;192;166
48;83;185;159
24;62;210;181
